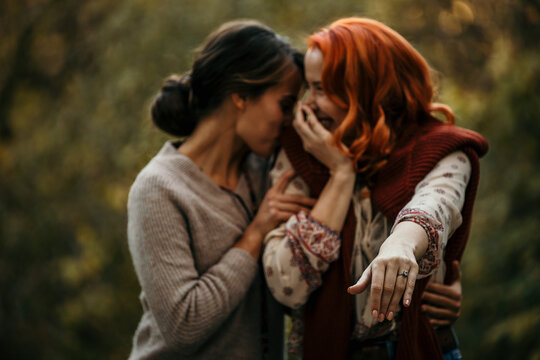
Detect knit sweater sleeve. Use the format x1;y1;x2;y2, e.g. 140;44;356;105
127;170;258;354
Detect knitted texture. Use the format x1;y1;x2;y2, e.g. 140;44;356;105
127;142;264;360
281;117;488;360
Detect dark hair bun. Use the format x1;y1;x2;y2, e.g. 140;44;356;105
151;73;196;137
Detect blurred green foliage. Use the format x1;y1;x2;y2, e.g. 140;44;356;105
0;0;538;358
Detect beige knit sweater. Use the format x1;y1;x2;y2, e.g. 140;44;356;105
127;141;276;359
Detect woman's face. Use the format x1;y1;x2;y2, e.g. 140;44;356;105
236;67;303;157
304;48;348;132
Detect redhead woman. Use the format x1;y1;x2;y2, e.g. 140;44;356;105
127;20;315;360
262;18;487;359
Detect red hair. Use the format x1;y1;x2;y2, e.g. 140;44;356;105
308;17;454;178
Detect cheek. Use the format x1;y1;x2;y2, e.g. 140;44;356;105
319;99;335;116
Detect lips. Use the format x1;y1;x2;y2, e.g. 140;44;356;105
317;116;335;130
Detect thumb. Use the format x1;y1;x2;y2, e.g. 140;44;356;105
348;265;371;295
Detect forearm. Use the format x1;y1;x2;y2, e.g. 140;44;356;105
392;150;471;276
309;168;355;230
142;247;258;352
234;222;264;259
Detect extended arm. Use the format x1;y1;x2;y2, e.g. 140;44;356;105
349;151;471;321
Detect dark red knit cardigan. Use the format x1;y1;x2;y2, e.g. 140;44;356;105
280;117;488;360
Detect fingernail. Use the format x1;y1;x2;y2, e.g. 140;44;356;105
421;305;426;311
378;313;385;322
372;310;378;318
387;312;394;321
404;299;410;307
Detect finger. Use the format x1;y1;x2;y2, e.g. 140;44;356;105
293;105;321;144
423;282;461;300
293;105;313;137
451;260;462;282
273;169;296;193
422;291;460;310
348;265;372;295
421;304;459;321
386;270;409;320
271;202;312;215
301;105;327;136
272;210;303;223
379;263;399;321
445;259;462;284
402;264;419;307
370;261;385;319
276;193;317;207
428;318;452;327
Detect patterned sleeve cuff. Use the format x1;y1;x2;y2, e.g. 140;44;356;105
286;231;323;291
290;211;341;263
283;212;341;291
393;208;444;275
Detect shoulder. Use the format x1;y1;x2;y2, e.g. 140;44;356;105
128;142;199;203
412;119;488;157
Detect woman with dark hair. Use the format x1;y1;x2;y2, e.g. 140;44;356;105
262;18;487;359
127;20;312;359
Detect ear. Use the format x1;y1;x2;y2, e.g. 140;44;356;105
231;93;246;111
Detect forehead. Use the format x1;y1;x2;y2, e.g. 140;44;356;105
304;48;323;82
269;66;303;95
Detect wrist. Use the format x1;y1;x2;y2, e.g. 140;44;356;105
235;223;264;259
387;221;429;260
329;163;355;181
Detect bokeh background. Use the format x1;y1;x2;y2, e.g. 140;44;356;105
1;0;539;359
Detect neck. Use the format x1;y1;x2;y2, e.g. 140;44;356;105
179;106;248;190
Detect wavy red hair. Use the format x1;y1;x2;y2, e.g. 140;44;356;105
308;17;454;178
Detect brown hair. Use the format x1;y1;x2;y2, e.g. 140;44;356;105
151;20;303;137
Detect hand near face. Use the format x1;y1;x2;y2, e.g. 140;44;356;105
292;103;353;174
422;260;462;326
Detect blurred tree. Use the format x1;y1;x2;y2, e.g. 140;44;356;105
0;0;538;359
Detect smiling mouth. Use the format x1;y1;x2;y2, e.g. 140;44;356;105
318;117;335;130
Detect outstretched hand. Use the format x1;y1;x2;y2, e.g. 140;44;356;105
421;260;462;326
347;221;428;322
